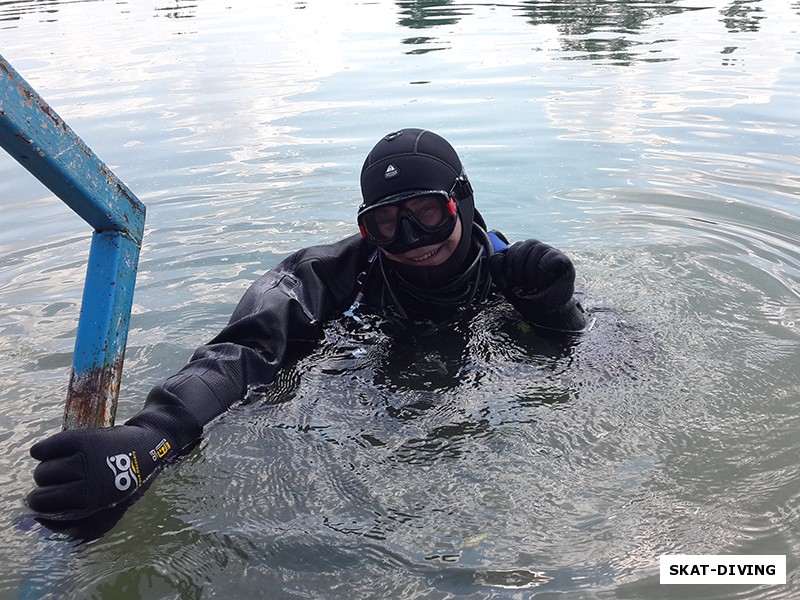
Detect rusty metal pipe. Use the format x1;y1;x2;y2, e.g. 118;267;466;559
0;54;145;430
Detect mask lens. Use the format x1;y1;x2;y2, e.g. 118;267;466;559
363;204;399;243
406;195;447;228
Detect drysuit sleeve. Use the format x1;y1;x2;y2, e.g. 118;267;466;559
26;235;370;520
139;234;369;430
488;238;588;333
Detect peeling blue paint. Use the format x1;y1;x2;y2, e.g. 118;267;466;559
0;54;145;430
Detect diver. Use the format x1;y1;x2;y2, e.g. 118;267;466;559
26;128;588;521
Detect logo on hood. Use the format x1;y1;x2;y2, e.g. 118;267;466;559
384;164;399;180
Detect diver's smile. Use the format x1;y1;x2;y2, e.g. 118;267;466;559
409;245;443;262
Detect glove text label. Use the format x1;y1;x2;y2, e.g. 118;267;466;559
106;452;141;492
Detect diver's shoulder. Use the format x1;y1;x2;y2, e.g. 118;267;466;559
280;233;370;268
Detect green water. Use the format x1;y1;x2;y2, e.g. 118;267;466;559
1;1;799;598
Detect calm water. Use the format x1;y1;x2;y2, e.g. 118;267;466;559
1;0;799;598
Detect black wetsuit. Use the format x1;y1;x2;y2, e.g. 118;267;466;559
134;225;587;439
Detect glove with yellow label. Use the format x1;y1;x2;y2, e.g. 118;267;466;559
27;407;200;520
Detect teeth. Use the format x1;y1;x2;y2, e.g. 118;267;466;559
411;247;439;262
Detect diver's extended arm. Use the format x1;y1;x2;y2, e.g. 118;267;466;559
27;235;370;520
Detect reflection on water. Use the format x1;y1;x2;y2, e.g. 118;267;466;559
382;0;780;62
139;301;663;597
1;0;799;599
2;0;789;56
0;0;200;23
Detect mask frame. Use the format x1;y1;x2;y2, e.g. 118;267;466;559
357;175;472;255
357;190;458;254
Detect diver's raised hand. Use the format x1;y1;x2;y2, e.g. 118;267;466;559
489;239;576;308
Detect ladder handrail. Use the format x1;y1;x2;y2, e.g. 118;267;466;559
0;54;145;430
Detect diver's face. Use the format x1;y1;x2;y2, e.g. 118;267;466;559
380;216;462;267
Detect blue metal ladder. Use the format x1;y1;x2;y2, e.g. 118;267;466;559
0;54;145;430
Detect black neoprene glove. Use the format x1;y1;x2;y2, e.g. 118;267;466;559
27;407;199;520
489;239;576;307
489;239;587;332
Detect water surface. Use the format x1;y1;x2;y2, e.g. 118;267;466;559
1;1;799;598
